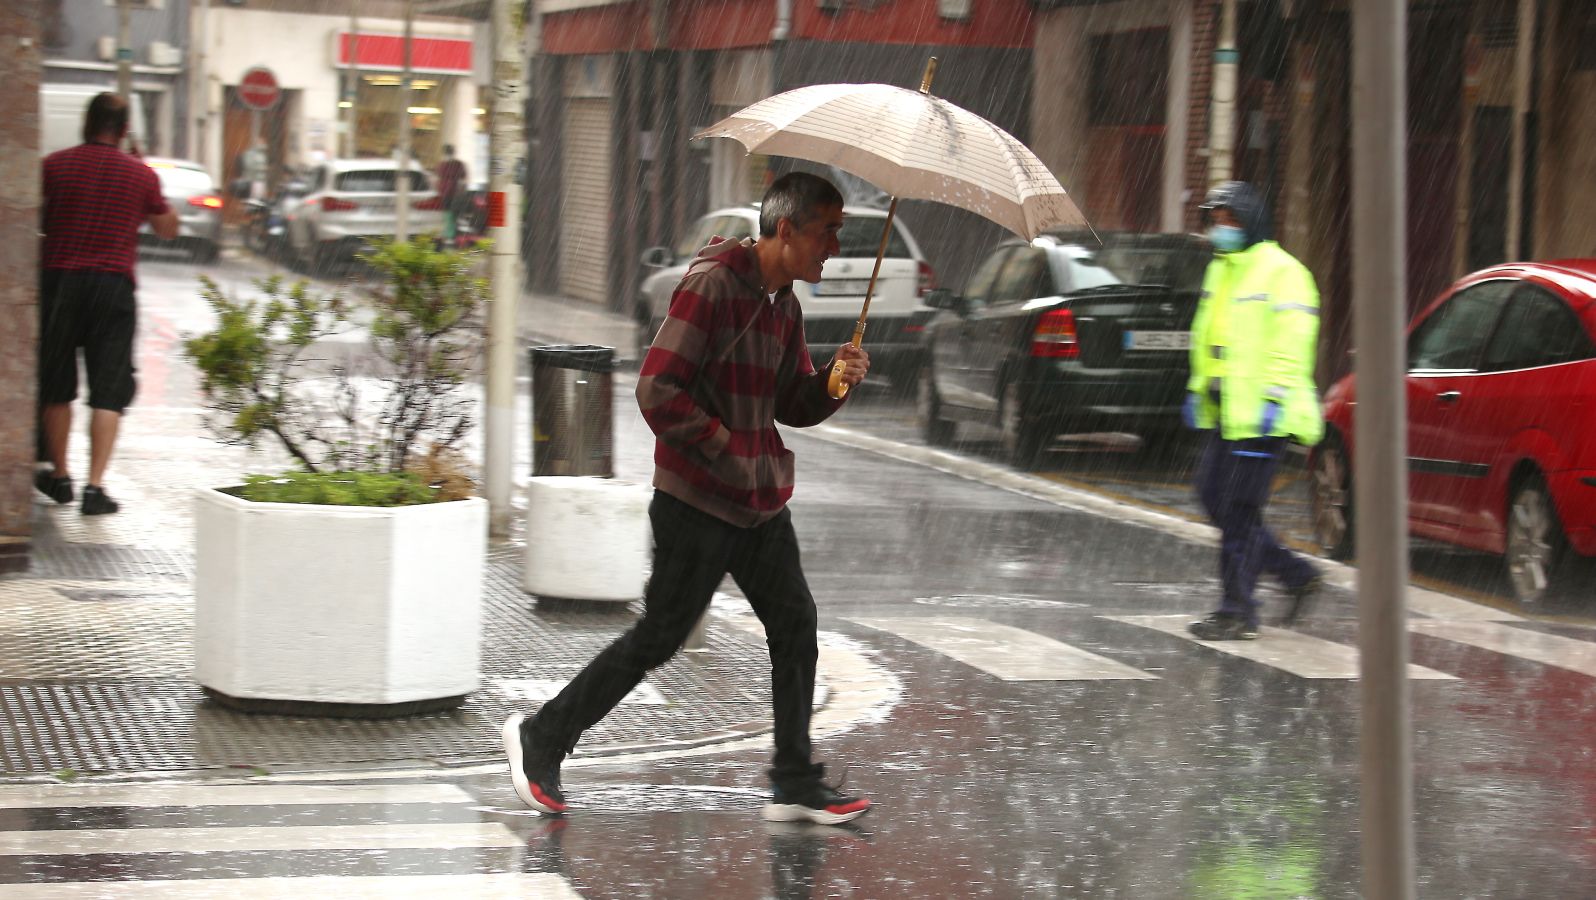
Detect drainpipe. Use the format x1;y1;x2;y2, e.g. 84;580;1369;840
191;0;209;165
1506;0;1536;260
395;0;414;242
1163;0;1193;232
771;0;791;43
1207;0;1238;187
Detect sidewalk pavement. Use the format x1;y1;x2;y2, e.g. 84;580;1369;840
0;291;772;781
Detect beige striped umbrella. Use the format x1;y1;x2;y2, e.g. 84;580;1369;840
693;60;1088;398
692;67;1086;242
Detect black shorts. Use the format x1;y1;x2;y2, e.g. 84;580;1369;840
38;269;138;413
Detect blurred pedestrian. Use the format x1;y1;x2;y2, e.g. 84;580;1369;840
504;172;872;824
435;144;468;246
36;92;178;515
1183;181;1323;640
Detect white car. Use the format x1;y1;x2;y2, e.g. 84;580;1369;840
139;157;223;263
285;158;445;273
635;205;935;379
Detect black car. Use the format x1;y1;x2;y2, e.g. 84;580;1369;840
917;231;1213;467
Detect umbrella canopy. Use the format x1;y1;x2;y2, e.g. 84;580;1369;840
692;81;1086;241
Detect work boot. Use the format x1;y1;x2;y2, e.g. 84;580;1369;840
1188;612;1258;641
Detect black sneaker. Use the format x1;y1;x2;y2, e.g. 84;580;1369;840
1280;574;1324;626
80;485;119;516
503;713;566;815
762;777;871;825
34;471;73;505
1188;613;1259;641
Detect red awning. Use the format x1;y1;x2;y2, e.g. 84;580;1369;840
337;33;473;74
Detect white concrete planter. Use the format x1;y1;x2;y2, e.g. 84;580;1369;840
524;476;650;601
193;488;487;716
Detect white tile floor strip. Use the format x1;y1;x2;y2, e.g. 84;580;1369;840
1105;615;1457;680
0;783;472;810
1410;620;1596;678
846;616;1158;681
0;823;521;857
2;873;583;899
1404;589;1524;621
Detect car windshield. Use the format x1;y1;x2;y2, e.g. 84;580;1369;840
838;216;912;259
151;165;213;194
1053;239;1200;292
335;170;428;193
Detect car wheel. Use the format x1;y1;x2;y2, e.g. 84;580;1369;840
1309;433;1354;560
1000;381;1049;470
918;362;955;447
1505;473;1569;605
632;301;654;365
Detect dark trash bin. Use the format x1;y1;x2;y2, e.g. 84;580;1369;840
531;344;615;477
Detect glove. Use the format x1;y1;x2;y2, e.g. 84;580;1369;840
1259;400;1282;436
1181;393;1200;430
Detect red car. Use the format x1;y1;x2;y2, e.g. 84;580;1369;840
1311;260;1596;604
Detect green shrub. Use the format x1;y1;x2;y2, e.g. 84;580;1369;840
232;471;439;508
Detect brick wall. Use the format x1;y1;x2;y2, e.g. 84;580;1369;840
0;0;39;573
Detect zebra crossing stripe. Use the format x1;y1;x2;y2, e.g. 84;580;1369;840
1;873;583;899
845;616;1157;681
0;783;471;810
1410;620;1596;678
0;822;522;856
1104;615;1457;680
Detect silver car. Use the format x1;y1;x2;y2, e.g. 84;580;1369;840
285;158;445;273
140;157;223;263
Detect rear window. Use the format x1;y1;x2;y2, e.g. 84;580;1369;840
1057;240;1210;293
151;165;213;194
838;216;912;259
335;170;428;193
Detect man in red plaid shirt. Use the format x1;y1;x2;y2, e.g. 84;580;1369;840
36;93;178;515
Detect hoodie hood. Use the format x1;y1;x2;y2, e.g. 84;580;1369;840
691;236;769;293
1199;181;1269;249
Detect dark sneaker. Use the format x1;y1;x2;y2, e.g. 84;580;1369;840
1280;574;1324;626
1188;613;1259;641
34;471;73;505
80;485;119;516
762;778;871;825
502;713;566;815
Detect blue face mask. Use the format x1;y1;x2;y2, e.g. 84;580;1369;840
1207;224;1247;253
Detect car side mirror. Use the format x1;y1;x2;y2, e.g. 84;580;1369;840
640;246;673;268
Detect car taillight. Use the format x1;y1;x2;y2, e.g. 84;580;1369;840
320;197;358;212
917;261;936;297
413;196;444;211
188;195;223;209
1031;308;1078;358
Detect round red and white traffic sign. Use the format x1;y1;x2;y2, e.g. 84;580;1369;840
237;67;281;111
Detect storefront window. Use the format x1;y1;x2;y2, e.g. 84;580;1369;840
352;74;451;165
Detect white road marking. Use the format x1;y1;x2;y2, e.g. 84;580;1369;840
0;822;521;856
1410;620;1596;678
2;873;582;899
846;616;1157;681
0;783;471;810
1105;614;1457;680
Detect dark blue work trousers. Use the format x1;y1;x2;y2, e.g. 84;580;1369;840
528;490;821;790
1195;434;1318;626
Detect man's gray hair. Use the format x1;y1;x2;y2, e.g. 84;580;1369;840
759;172;844;238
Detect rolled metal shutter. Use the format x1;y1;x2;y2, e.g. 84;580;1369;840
560;98;612;305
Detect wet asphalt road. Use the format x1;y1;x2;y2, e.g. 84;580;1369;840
10;250;1594;898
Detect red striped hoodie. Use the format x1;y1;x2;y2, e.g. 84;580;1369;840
637;237;846;527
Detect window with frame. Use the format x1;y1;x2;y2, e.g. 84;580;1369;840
961;248;1013;313
990;248;1052;305
1483;284;1596;370
1407;280;1513;371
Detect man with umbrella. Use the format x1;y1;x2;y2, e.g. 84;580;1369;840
504;172;873;824
1183;181;1324;640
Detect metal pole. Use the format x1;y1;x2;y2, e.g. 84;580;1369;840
395;0;414;242
116;0;133;148
345;4;361;158
485;0;526;535
1206;0;1238;187
1352;1;1413;897
1506;0;1537;259
190;0;209;163
1162;0;1193;232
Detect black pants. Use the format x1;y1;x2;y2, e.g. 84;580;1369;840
1195;434;1317;625
528;491;821;789
38;269;138;413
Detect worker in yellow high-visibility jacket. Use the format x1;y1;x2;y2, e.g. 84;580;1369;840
1183;181;1324;641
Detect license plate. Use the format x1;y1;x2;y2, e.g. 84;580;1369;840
814;279;872;297
1123;330;1190;351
